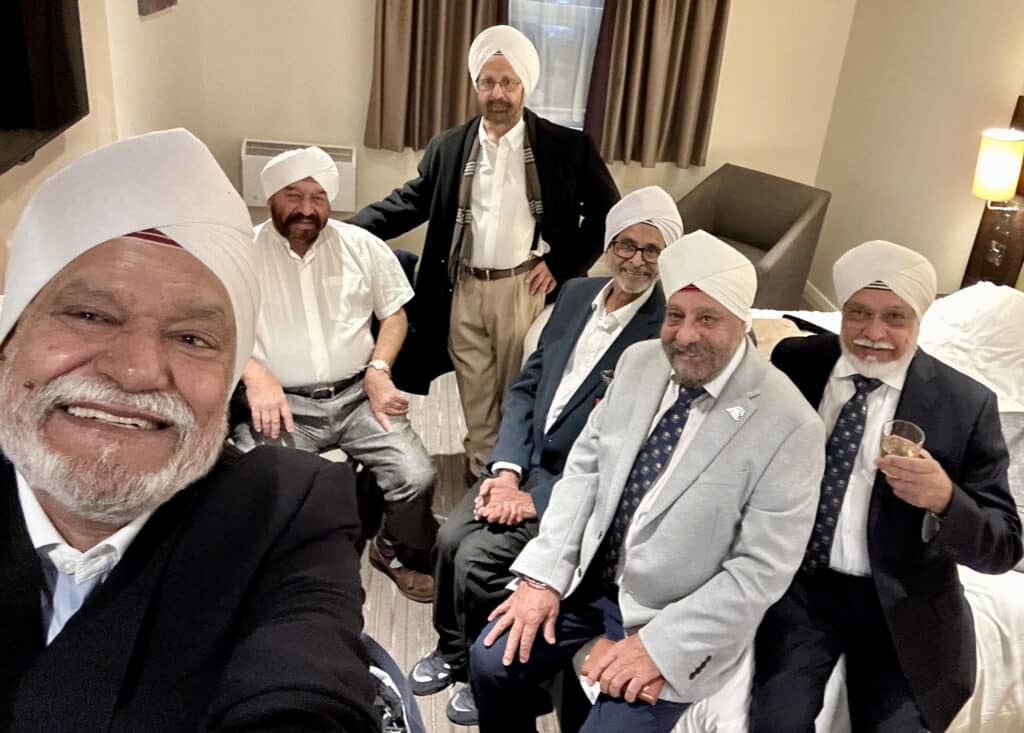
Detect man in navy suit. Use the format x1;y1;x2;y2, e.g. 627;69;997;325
411;187;683;725
750;241;1022;732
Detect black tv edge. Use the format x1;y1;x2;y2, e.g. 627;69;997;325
1;0;90;176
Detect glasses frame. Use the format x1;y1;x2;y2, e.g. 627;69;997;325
475;77;523;93
609;238;664;264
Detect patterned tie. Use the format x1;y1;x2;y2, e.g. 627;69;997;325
598;386;705;588
802;374;882;573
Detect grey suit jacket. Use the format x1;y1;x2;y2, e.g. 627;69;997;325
511;339;825;703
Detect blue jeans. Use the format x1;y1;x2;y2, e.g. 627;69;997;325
469;594;690;733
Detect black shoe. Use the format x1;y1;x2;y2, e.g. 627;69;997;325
446;684;478;726
409;648;455;696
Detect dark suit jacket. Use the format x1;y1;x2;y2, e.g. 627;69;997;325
1;447;377;732
490;277;665;517
347;108;620;394
772;334;1023;732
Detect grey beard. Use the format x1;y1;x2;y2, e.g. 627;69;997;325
841;342;916;381
0;370;226;525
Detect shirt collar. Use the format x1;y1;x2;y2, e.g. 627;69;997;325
831;350;909;392
17;471;155;583
591;281;656;330
259;219;337;263
478;116;526;150
667;337;748;401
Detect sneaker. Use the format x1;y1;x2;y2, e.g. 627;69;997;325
409;647;455;696
446;684;478;726
368;540;433;603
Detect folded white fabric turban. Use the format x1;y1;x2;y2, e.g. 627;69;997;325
468;25;541;97
2;128;259;384
604;186;684;249
260;146;340;202
833;240;937;318
659;230;757;329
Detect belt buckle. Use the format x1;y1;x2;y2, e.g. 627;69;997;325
309;385;334;400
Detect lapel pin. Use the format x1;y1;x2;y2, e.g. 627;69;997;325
726;406;746;421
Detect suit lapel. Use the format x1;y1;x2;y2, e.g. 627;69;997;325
0;461;45;708
638;345;764;530
11;486;195;730
536;282;604;422
549;285;665;435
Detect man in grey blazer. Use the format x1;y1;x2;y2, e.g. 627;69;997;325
469;230;826;733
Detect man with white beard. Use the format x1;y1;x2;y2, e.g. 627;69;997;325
750;240;1022;733
0;130;376;732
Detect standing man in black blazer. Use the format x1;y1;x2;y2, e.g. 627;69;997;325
0;130;376;731
409;188;682;725
349;25;619;481
750;240;1022;732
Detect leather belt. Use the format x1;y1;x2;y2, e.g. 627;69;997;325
462;257;540;281
283;373;361;400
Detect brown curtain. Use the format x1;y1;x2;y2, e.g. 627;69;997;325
584;0;730;168
364;0;507;152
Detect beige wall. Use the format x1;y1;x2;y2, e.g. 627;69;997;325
0;0;118;274
811;0;1024;302
105;0;205;138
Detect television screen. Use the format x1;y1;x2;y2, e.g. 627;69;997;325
0;0;90;175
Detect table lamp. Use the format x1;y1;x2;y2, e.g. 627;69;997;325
972;128;1024;210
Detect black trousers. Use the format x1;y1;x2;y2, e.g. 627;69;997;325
431;474;540;680
750;569;929;733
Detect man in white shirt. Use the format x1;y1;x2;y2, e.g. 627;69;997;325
750;241;1022;733
349;25;619;481
233;146;438;603
468;231;824;733
409;187;682;725
0;130;375;731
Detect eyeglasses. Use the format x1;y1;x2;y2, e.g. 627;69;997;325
609;239;664;264
842;304;914;328
476;77;522;92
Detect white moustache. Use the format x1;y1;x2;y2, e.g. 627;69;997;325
35;375;195;433
853;337;895;350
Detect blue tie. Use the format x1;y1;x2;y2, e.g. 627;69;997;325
802;374;882;573
598;386;705;588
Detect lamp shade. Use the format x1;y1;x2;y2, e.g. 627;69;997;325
972;128;1024;201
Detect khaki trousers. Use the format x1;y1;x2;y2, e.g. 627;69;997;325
448;272;545;475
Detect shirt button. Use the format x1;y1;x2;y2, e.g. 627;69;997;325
576;568;583;578
61;562;75;573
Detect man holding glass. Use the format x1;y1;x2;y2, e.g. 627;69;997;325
750;240;1023;733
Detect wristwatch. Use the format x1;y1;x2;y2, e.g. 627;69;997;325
366;359;392;377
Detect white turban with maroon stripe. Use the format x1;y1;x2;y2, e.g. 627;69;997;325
260;146;340;202
833;240;937;319
659;230;757;329
1;128;259;384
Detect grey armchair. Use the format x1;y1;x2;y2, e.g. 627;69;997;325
676;164;831;309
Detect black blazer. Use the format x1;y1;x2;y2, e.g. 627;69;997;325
490;277;665;517
348;108;620;394
1;447;377;732
772;334;1022;732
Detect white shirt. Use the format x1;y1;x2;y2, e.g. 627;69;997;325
470;119;547;268
17;473;153;643
819;354;906;576
544;283;655;433
621;339;748;559
251;220;413;388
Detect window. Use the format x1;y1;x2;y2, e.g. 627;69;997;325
508;0;604;129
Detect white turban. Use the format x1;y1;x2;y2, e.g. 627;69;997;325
468;25;541;97
833;240;937;318
1;128;259;385
604;186;684;250
260;146;339;202
659;230;757;329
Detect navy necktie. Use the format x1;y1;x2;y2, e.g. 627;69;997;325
802;374;882;573
598;385;705;588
